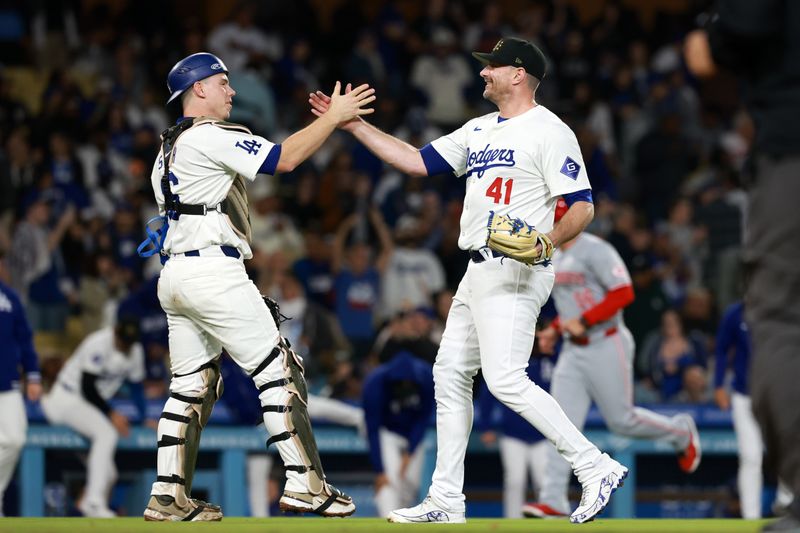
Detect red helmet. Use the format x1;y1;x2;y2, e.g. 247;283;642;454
554;197;568;223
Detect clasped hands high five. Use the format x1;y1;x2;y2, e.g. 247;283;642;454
317;81;375;126
309;83;366;130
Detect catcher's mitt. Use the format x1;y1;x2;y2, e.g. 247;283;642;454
485;211;554;265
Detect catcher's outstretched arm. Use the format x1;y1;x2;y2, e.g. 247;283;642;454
278;82;375;173
549;200;593;247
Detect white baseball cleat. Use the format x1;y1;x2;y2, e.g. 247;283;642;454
78;500;116;518
387;496;466;524
570;457;628;524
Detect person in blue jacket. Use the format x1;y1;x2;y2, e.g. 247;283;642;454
362;351;434;518
0;255;41;516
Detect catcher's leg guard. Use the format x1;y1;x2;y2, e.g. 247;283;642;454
251;341;355;517
145;359;223;521
183;362;223;494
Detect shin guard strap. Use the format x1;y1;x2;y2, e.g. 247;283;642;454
266;429;297;447
173;360;217;378
285;465;314;473
257;377;292;392
249;347;281;379
262;405;292;413
158;435;187;447
183;505;205;521
161;412;191;423
157;474;186;485
315;493;338;515
171;392;203;404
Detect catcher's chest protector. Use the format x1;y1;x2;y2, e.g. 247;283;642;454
164;116;253;244
224;173;251;244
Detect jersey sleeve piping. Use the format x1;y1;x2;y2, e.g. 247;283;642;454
258;144;281;175
562;189;593;206
420;144;454;176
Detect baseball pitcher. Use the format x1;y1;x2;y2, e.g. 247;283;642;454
310;37;627;524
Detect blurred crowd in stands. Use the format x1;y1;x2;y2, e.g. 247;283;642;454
0;0;741;409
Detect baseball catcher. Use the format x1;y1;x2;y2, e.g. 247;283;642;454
143;50;371;522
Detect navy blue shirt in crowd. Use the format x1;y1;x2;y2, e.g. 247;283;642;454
110;226;145;282
292;258;334;309
0;282;40;391
475;355;556;444
28;260;66;305
334;267;380;341
362;351;434;473
117;276;168;349
714;301;751;395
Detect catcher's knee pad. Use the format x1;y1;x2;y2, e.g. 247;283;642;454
155;358;223;499
252;340;334;497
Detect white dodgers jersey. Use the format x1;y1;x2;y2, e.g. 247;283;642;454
56;327;145;399
150;122;276;259
430;105;591;250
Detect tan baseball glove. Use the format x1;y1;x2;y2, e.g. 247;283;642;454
485;211;554;265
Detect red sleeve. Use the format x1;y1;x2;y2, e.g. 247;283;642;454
581;285;635;326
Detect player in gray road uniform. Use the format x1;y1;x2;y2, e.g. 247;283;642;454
524;199;702;518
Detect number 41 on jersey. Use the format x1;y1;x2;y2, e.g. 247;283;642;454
485;177;513;205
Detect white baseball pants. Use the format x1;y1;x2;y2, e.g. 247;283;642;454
732;391;765;519
428;258;602;512
731;393;794;518
246;454;274;517
374;428;426;518
41;385;118;508
307;395;364;430
499;436;549;518
154;255;312;496
0;390;27;516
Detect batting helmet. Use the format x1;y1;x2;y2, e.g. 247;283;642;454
166;52;229;105
554;197;568;223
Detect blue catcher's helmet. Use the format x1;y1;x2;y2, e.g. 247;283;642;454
166;52;228;105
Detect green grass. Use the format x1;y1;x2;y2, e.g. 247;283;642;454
0;518;772;533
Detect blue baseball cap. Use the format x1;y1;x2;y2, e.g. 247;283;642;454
166;52;229;105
